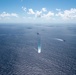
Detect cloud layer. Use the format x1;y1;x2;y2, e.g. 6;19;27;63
56;8;76;20
0;7;76;23
25;7;76;21
0;12;18;18
27;8;54;19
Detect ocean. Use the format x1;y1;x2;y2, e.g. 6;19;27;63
0;24;76;75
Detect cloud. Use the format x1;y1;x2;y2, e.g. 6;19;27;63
22;6;26;12
0;12;18;18
42;11;54;18
11;13;18;17
24;7;76;23
0;12;10;17
45;11;54;17
56;8;61;11
42;8;47;12
56;8;76;20
1;7;76;23
27;8;47;18
27;9;43;18
27;8;54;19
35;11;42;17
27;9;35;14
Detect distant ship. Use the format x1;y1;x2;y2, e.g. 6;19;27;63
37;32;39;35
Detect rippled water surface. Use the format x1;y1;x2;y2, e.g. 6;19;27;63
0;24;76;75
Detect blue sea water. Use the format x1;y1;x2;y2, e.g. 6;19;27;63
0;24;76;75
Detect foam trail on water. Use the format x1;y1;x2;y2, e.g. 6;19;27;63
38;43;41;53
34;48;38;52
37;33;41;53
54;38;65;42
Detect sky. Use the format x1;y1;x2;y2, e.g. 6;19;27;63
0;0;76;23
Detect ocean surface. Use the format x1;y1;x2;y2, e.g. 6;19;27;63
0;24;76;75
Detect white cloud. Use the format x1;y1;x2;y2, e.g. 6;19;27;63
42;11;54;18
35;11;42;17
0;12;18;18
46;11;54;17
0;12;10;17
1;8;76;23
27;8;47;18
11;13;18;17
27;8;54;19
27;9;43;18
22;6;26;12
42;8;47;12
27;9;35;14
56;8;76;20
56;8;61;11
